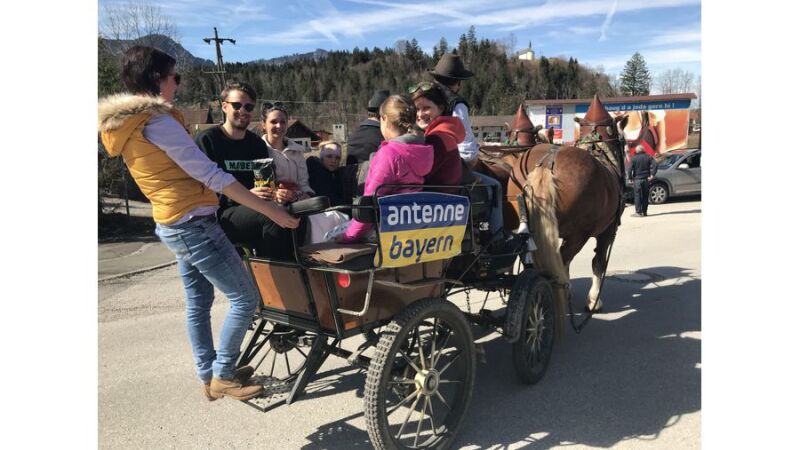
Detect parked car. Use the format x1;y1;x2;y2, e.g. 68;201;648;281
624;148;701;204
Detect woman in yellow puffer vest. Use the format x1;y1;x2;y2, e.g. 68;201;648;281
98;46;299;402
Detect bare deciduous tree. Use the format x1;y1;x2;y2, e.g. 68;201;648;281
100;0;179;44
657;69;695;94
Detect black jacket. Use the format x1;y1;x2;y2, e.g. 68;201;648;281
306;156;345;206
346;119;383;163
628;152;658;180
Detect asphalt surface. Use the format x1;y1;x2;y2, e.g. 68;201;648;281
99;198;176;280
98;198;701;449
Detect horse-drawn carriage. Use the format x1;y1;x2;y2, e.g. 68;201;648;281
236;181;554;449
233;95;626;449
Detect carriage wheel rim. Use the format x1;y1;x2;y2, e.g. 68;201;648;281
383;317;470;448
524;289;551;368
251;326;310;382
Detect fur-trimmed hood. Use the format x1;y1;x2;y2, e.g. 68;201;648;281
98;94;176;157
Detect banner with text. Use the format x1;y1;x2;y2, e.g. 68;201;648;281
375;192;470;268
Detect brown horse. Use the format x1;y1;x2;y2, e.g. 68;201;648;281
477;96;625;336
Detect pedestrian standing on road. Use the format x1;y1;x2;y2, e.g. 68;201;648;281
195;82;299;260
98;46;299;402
346;90;389;164
429;52;504;237
628;144;658;217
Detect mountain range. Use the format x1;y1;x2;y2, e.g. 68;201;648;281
99;34;329;67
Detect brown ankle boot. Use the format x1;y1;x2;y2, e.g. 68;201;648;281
209;377;263;401
202;366;257;401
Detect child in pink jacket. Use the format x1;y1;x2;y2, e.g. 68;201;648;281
341;95;433;243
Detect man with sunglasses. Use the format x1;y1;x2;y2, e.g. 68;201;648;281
195;82;296;260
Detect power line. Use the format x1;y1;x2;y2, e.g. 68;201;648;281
203;27;235;91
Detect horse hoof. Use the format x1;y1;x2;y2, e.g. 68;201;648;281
585;299;603;313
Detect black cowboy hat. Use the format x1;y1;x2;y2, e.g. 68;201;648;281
367;90;390;112
429;53;474;80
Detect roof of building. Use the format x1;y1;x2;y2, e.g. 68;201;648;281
178;107;212;125
470;115;516;128
287;119;321;141
524;93;697;106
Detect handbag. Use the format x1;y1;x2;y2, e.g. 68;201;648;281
306;210;351;244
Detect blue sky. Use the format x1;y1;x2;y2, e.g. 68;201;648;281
99;0;701;84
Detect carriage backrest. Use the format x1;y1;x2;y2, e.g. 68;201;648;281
373;191;470;268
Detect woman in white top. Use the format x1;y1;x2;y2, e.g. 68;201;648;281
260;102;315;204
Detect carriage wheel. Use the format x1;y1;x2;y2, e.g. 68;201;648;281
365;298;476;450
511;277;556;384
239;319;313;382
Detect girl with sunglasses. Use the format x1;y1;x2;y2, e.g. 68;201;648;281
260;102;315;205
98;46;299;402
408;81;465;187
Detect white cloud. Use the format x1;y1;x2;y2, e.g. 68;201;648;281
568;25;603;36
599;0;619;41
643;29;702;47
448;0;699;28
583;46;701;72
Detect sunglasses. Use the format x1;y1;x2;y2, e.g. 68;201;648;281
323;153;341;159
262;101;287;113
227;101;256;112
407;81;435;95
168;72;181;85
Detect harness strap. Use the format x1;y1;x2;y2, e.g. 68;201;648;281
534;145;560;172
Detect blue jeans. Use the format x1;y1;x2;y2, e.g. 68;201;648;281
473;171;503;234
155;215;258;383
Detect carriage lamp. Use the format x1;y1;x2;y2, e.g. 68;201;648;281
337;273;351;288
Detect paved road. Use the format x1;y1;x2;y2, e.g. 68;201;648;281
99;199;700;449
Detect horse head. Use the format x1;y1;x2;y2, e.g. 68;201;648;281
574;94;626;178
508;104;543;145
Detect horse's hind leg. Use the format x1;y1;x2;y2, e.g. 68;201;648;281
588;224;618;312
559;235;589;280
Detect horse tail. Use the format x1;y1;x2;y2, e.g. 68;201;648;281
524;166;568;339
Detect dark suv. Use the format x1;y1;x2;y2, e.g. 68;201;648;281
625;148;701;204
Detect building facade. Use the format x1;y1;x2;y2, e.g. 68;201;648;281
525;93;697;151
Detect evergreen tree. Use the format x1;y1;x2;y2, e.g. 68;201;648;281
620;52;651;96
433;37;449;61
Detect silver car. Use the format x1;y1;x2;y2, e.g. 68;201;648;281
625;148;701;204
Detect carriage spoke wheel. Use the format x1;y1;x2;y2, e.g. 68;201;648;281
366;298;476;450
511;278;555;384
244;321;312;382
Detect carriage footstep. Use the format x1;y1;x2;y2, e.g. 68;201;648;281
244;375;294;411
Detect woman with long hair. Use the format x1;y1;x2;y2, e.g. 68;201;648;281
98;46;299;402
408;81;465;186
260;102;314;204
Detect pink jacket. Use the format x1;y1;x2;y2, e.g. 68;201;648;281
342;137;434;242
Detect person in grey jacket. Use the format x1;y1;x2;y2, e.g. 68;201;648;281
627;145;658;216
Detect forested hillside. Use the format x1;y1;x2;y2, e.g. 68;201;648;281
99;27;617;132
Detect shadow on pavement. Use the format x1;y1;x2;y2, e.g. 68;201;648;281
99;213;157;242
646;209;701;217
290;266;700;449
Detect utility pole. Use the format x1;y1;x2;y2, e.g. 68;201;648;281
203;27;235;119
